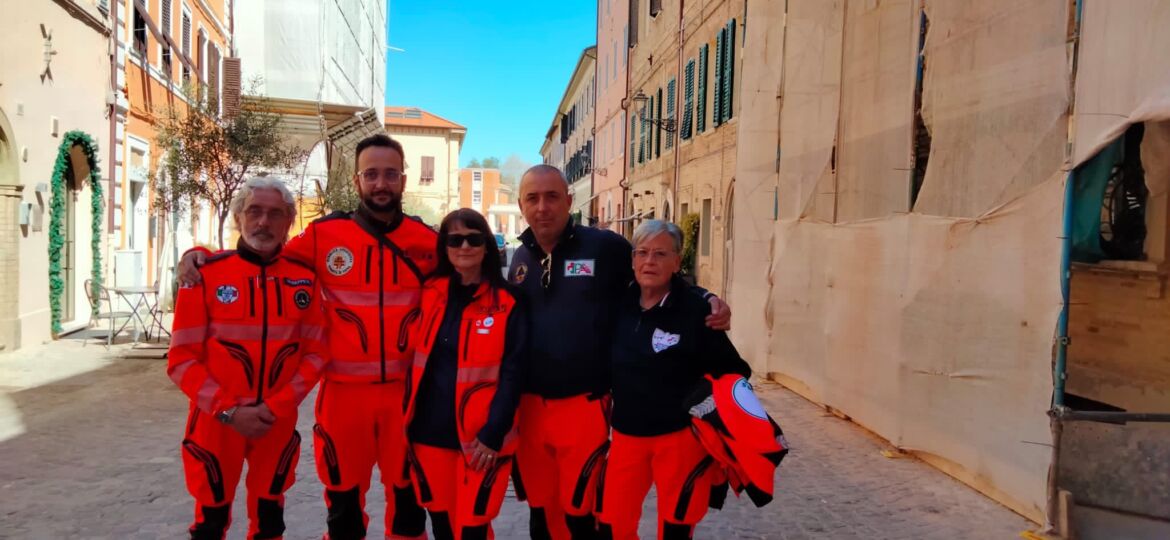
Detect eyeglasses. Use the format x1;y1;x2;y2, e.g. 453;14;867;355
359;168;404;184
540;254;552;289
243;207;289;221
446;233;486;248
632;249;676;261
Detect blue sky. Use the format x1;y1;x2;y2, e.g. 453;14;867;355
386;1;597;167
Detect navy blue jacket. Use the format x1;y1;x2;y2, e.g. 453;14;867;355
610;276;751;436
508;223;711;398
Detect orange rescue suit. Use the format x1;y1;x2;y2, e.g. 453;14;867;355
285;210;437;539
168;246;328;539
403;277;520;539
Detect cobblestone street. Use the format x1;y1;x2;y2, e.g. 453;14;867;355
0;340;1035;539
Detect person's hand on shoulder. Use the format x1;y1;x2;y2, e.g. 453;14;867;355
178;250;209;287
706;296;731;331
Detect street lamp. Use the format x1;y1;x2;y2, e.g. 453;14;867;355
631;90;676;133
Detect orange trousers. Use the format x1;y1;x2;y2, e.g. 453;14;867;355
313;380;427;539
181;406;301;540
408;444;513;540
513;394;611;540
597;429;716;540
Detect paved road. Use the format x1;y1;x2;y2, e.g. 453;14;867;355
0;340;1034;539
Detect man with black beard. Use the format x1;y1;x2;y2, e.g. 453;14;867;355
179;134;436;539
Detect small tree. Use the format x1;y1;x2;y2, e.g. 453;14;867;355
402;194;443;227
467;158;482;168
153;82;306;249
318;155;360;214
482;156;501;169
500;153;531;189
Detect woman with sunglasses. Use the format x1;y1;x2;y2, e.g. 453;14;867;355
404;208;528;540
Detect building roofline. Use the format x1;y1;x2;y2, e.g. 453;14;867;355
543;45;598;138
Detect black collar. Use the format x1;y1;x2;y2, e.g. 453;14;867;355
519;220;577;257
354;202;404;234
236;238;281;267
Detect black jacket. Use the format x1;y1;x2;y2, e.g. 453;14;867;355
507;223;635;398
610;276;751;437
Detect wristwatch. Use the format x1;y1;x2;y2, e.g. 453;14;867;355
216;406;238;425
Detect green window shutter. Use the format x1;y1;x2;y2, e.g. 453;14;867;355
666;79;676;149
638;108;646;164
697;45;708;133
682;60;694;140
647;95;654;160
655;87;663;157
630;113;637;168
723;19;736;122
713;30;724;127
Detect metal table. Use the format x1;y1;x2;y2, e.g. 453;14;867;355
109;286;170;343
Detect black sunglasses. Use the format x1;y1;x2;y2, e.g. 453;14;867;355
446;233;486;248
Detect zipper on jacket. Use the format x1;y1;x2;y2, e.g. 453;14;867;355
461;320;473;364
365;246;373;284
256;267;270;403
422;305;442;347
248;278;256;317
274;281;283;317
379;245;386;383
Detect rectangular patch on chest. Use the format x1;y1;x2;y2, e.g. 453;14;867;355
564;259;596;277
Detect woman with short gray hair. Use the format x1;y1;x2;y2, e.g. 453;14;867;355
597;219;752;539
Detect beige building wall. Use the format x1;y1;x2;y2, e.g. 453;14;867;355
595;0;628;232
386;107;466;225
541;47;596;225
627;0;681;232
628;0;741;294
676;1;742;295
564;49;596;224
1;0;113;350
388;127;463;223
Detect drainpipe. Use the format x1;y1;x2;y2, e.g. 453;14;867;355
1054;169;1074;410
108;0;119;234
671;0;684;221
1045;0;1082;532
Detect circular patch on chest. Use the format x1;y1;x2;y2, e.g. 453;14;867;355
215;285;239;304
294;289;312;309
326;247;354;276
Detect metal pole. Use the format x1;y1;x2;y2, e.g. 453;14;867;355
1053;170;1074;408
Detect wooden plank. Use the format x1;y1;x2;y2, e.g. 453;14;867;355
1068;267;1170;411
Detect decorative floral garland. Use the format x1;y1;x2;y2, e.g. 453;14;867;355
48;131;104;336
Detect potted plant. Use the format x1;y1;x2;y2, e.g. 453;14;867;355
679;213;700;285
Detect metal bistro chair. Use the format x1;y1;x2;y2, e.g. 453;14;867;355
145;278;172;343
83;279;134;349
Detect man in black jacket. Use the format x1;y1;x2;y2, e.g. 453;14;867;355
507;165;730;539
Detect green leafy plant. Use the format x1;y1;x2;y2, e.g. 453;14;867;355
680;213;700;276
152;81;306;249
48;131;104;335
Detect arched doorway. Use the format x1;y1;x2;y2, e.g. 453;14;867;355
48;132;104;336
0;109;21;351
